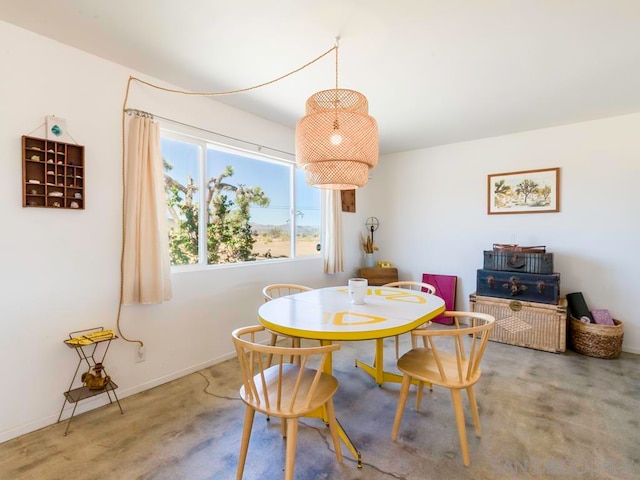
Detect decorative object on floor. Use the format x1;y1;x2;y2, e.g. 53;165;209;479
392;311;495;467
58;327;122;436
422;273;457;325
568;315;623;359
232;325;343;480
469;294;567;353
296;38;378;190
565;292;623;358
488;167;560;214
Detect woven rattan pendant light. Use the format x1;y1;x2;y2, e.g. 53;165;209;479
296;41;378;190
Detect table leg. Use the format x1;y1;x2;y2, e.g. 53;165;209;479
307;406;362;468
318;339;362;468
355;338;432;388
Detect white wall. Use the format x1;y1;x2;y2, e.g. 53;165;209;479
0;21;355;442
358;114;640;354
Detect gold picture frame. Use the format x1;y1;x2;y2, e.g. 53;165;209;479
488;167;560;215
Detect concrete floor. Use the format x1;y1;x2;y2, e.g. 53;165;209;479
1;336;638;480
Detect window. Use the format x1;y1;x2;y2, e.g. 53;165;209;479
161;130;321;267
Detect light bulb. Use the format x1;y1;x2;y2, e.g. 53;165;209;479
330;132;343;145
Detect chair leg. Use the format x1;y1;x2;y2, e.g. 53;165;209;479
450;389;470;467
325;399;343;464
281;418;287;438
237;406;255;480
466;386;482;437
415;381;424;411
284;417;299;480
391;374;412;441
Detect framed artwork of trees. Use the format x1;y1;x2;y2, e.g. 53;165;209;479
488;167;559;214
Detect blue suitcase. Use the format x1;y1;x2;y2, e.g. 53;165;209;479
476;269;560;305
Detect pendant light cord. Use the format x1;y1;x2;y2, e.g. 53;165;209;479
117;43;338;347
126;45;337;97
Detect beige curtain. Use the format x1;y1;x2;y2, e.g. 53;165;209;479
323;190;344;274
122;116;172;304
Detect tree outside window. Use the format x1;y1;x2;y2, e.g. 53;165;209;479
161;133;320;266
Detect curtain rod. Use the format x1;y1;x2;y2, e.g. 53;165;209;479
124;108;295;158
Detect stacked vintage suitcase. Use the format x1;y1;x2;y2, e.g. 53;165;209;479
469;244;567;353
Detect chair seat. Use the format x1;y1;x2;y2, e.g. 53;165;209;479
397;347;482;389
239;364;339;418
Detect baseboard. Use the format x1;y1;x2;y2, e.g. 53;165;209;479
0;350;237;444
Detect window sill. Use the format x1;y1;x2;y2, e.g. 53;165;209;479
170;255;322;274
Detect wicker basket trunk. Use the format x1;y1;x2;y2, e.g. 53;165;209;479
568;316;623;359
469;294;567;353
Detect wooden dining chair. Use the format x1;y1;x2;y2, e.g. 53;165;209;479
263;284;313;361
232;325;343;480
382;281;436;358
391;311;495;466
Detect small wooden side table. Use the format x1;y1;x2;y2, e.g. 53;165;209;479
359;267;398;286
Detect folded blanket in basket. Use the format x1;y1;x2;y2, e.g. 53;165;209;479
591;309;615;326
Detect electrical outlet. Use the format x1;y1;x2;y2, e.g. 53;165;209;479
135;345;146;363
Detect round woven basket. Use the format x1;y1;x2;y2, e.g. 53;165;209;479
568;316;624;359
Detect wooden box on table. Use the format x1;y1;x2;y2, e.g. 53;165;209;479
469;294;567;353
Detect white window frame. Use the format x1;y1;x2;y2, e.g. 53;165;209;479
160;126;322;270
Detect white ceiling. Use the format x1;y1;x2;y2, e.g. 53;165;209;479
2;0;640;155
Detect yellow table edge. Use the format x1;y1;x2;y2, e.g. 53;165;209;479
258;305;445;341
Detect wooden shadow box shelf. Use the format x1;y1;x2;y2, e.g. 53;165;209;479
22;135;85;210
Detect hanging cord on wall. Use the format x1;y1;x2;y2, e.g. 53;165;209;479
116;43;338;347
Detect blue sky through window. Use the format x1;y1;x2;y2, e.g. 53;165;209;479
161;137;320;227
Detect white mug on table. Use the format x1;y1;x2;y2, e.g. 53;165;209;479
348;278;368;305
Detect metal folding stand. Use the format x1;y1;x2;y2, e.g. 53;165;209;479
57;327;123;436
